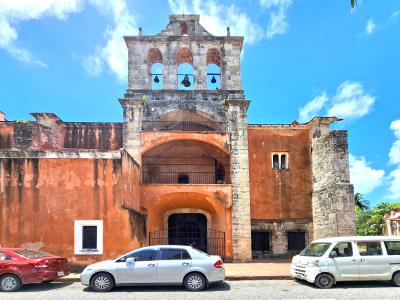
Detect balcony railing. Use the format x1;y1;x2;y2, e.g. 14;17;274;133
142;121;228;132
142;156;230;184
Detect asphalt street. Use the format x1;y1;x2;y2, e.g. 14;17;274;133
1;280;399;300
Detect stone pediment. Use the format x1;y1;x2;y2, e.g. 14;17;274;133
157;14;213;37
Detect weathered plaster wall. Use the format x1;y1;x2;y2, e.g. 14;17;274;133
248;126;313;220
0;123;13;148
0;151;142;265
63;123;122;150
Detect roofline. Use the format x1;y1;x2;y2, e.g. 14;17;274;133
313;236;400;243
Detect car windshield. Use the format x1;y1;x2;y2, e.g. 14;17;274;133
13;249;53;259
299;243;331;257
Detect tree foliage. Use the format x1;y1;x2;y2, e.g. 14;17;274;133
356;202;400;236
354;193;369;211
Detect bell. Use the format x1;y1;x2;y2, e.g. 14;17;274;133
154;75;160;83
211;75;217;84
181;74;191;87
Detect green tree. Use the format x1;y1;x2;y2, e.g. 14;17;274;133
356;202;400;236
354;193;369;211
351;0;357;9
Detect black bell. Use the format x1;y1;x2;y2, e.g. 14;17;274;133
211;75;217;84
154;75;160;83
181;74;191;87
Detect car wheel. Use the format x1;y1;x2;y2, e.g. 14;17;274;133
90;273;115;292
315;273;334;289
0;274;22;292
393;272;400;287
184;272;207;291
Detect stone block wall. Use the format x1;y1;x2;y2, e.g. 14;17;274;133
226;99;252;262
311;130;356;239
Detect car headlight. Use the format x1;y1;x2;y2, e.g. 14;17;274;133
306;260;319;267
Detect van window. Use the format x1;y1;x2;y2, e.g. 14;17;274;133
331;242;353;257
300;243;331;257
357;242;383;256
384;241;400;255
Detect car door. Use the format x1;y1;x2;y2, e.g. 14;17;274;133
356;241;391;280
157;248;192;283
328;242;359;281
114;249;159;284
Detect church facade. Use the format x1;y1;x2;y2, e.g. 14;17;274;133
0;15;355;264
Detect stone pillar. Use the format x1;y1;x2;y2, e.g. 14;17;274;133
311;129;356;239
225;99;252;262
119;99;145;162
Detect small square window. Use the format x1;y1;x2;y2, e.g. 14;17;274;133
272;153;289;170
74;220;103;255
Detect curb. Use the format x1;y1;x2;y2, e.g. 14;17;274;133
58;275;293;283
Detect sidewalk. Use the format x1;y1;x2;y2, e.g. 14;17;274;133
60;260;292;282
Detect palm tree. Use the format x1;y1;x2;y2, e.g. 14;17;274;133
351;0;357;9
355;193;369;211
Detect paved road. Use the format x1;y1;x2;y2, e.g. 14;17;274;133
1;280;400;300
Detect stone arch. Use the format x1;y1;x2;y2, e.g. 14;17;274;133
207;48;221;67
164;208;212;232
180;22;188;35
148;48;163;65
176;47;193;65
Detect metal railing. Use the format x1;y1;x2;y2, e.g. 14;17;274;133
142;120;228;132
142;171;230;184
149;225;225;259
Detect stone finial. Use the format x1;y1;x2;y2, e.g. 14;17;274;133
0;111;5;121
227;27;230;37
138;27;143;37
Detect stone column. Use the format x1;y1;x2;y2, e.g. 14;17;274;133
225;99;252;262
311;129;356;239
119;99;145;162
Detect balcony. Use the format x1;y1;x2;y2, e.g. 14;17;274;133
142;156;231;184
142;120;228;132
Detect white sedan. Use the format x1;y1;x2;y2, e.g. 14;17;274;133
80;245;225;292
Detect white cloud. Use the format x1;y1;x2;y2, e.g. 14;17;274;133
168;0;264;45
298;91;328;123
298;81;375;122
389;120;400;165
365;19;376;35
327;81;375;120
84;0;137;81
349;154;385;195
388;168;400;200
0;0;83;66
260;0;292;38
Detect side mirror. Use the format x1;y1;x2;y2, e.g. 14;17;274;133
329;251;338;258
126;257;136;264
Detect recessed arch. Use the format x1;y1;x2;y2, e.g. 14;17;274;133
180;22;189;35
176;47;193;65
148;48;163;90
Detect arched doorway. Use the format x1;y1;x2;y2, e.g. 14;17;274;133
168;213;207;252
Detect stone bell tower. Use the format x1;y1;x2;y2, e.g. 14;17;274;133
120;14;252;261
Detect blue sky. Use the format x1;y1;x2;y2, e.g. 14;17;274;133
0;0;399;206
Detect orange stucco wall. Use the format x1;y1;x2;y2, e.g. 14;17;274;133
0;123;13;149
0;152;142;265
248;126;313;221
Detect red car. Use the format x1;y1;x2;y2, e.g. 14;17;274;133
0;248;69;292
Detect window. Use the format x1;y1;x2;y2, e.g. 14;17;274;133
287;232;306;253
331;242;353;257
207;49;221;90
74;220;103;255
272;153;289;169
160;249;191;260
178;174;189;184
300;243;331;257
0;251;11;261
384;241;400;255
357;241;383;256
117;249;158;262
251;231;270;259
13;249;52;258
178;63;194;90
180;22;188;35
82;226;97;250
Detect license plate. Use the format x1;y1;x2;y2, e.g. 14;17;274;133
57;271;65;277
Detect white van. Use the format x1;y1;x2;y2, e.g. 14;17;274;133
291;236;400;288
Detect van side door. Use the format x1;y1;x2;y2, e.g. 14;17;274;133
383;241;400;278
328;242;359;281
356;241;391;280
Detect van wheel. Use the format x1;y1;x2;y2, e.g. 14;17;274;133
90;273;114;292
184;272;207;291
393;272;400;287
0;274;22;292
315;274;334;289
